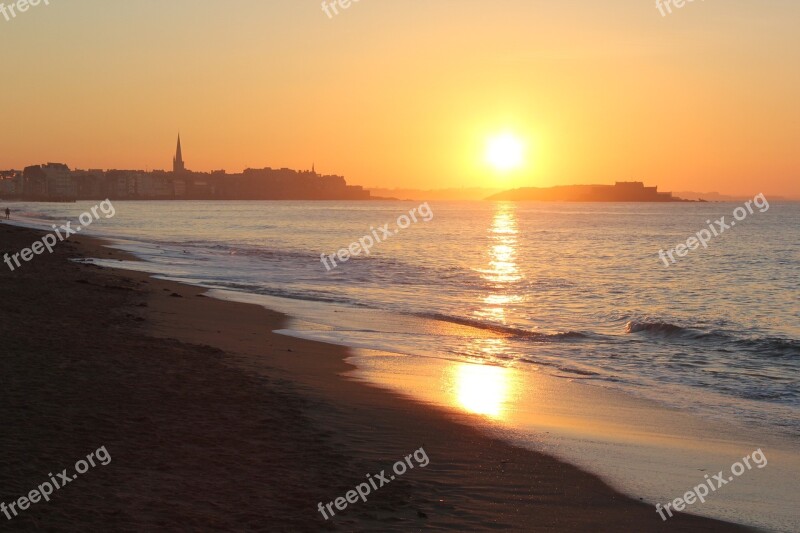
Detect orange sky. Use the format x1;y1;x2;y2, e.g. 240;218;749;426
0;1;798;197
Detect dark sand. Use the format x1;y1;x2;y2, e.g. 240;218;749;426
0;223;754;531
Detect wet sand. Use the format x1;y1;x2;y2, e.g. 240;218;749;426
346;352;796;531
0;223;754;531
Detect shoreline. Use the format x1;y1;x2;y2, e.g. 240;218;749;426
0;222;755;531
179;289;798;531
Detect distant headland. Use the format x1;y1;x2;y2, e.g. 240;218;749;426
486;182;694;202
0;135;370;202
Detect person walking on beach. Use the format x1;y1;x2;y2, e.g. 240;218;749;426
4;208;9;220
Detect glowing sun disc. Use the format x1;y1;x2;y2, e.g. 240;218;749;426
486;134;524;171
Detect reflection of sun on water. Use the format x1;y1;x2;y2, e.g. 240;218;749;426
484;207;521;283
475;203;523;323
464;336;508;362
453;363;513;418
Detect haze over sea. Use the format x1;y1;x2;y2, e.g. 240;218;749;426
9;199;800;530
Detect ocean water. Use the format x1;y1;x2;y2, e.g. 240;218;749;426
7;200;799;437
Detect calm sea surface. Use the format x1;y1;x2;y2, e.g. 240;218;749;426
10;200;799;436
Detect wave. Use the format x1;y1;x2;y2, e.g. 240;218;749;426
625;321;689;336
733;337;800;358
624;321;728;340
625;321;799;358
418;312;592;341
522;358;603;378
12;211;69;222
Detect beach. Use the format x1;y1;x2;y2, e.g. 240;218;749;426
0;223;758;531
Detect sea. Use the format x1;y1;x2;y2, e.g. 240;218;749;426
6;199;799;530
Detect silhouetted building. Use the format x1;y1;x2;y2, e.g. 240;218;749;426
0;170;22;197
173;134;186;174
215;167;369;200
72;169;106;200
21;163;75;201
135;172;173;199
488;181;684;202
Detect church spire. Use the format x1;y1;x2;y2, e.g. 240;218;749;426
173;133;185;173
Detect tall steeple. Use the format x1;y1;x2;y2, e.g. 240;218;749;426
173;133;185;173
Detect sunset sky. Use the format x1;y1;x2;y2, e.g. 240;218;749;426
0;0;798;197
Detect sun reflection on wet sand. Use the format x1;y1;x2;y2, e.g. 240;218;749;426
450;363;519;419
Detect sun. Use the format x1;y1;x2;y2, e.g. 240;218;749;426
485;133;524;171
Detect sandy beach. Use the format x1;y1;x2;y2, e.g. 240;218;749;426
0;223;756;531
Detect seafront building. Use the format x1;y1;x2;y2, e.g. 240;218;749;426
591;181;675;201
487;181;682;202
0;170;22;196
0;135;370;201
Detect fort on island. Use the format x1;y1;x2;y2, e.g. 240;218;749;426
0;135;370;201
487;181;690;202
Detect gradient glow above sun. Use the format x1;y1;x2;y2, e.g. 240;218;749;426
485;134;525;171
